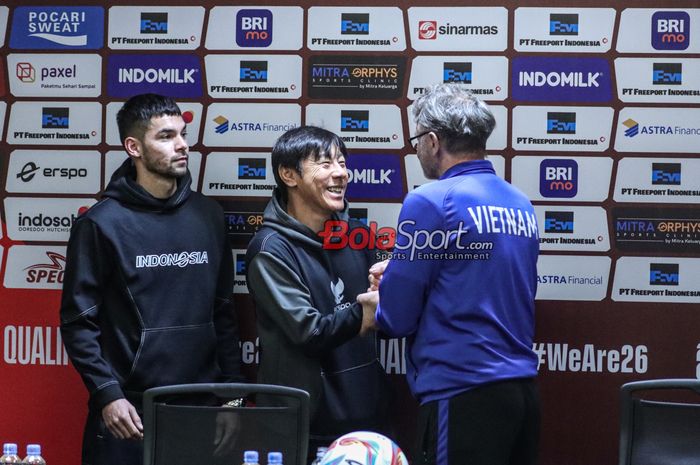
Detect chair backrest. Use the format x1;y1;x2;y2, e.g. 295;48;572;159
143;383;310;465
619;379;700;465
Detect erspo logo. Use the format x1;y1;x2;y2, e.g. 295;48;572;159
346;153;403;200
652;11;690;51
512;57;612;102
107;54;202;98
539;159;578;198
236;9;273;47
10;6;104;49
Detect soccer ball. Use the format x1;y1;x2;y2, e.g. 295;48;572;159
320;431;408;465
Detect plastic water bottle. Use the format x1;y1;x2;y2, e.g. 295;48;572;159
243;450;260;465
310;447;328;465
23;444;46;464
0;444;21;463
268;452;283;465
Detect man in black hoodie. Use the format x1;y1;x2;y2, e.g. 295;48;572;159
246;126;388;452
60;94;241;465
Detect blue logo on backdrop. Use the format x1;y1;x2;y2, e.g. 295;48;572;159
652;63;682;85
238;158;266;179
544;211;574;233
341;13;369;35
549;14;579;35
649;263;679;286
349;208;369;225
235;254;246;275
10;6;104;49
651;163;681;185
236;9;273;47
511;57;612;102
340;111;369;132
547;112;576;134
140;13;168;34
539;159;578;198
443;62;472;83
42;107;69;129
107;54;203;98
346;154;403;200
652;11;690;51
240;61;268;82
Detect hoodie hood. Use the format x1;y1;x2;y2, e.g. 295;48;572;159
262;188;349;249
103;158;192;211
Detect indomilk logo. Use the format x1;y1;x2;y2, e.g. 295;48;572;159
544;211;574;233
239;158;266;179
652;11;690;51
539;159;578;198
42;107;69;129
236;9;273;47
519;70;599;88
547;112;576;134
649;263;679;286
443;62;472;83
340;110;369;132
349;208;369;225
652;63;682;85
341;13;369;35
651;163;681;185
622;119;639;138
549;14;579;35
240;61;268;82
135;251;209;268
119;67;195;84
140;13;168;34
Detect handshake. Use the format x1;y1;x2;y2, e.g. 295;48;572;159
356;259;389;336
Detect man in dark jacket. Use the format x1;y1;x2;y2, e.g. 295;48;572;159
60;94;242;465
246;126;388;450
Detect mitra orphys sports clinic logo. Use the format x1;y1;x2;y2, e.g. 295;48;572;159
652;11;690;51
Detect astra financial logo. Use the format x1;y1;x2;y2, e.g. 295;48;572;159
16;62;36;82
652;163;681;185
649;263;679;286
512;57;612;102
622;119;639;137
341;13;369;35
140;12;168;34
236;9;273;47
547;112;576;134
238;158;266;179
550;14;579;36
213;116;229;134
652;11;690;51
540;159;578;198
544;211;574;234
443;62;472;83
652;63;682;85
240;61;268;82
340;110;369;132
41;107;69;129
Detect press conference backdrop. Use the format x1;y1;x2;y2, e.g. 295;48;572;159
0;0;698;463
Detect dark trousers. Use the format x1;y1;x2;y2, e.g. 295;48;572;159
415;378;540;465
82;408;143;465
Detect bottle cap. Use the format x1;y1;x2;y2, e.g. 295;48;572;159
2;443;18;455
268;452;283;464
27;444;41;456
244;450;259;463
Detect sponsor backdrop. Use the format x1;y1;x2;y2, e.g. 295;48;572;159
0;0;698;464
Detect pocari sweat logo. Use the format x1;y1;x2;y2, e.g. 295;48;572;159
236;9;273;47
652;11;690;51
107;54;202;98
10;7;104;49
346;153;403;200
512;57;612;102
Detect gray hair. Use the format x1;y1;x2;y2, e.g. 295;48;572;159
412;83;496;155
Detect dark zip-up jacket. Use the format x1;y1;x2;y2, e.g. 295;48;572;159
60;159;241;411
246;189;388;440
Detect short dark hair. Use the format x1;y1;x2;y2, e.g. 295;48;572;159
116;93;182;143
271;126;347;199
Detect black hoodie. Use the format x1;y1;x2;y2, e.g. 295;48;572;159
60;159;240;411
246;189;388;441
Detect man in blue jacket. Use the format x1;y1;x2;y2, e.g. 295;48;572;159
359;84;540;465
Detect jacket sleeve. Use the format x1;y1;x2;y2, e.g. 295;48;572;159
213;241;245;382
247;251;362;356
59;217;124;410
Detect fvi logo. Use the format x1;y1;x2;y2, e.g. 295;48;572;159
341;13;369;35
240;61;268;82
539;159;578;198
550;14;579;35
652;63;682;85
236;9;273;47
651;163;681;185
544;211;574;233
340;110;369;132
140;13;168;34
238;158;266;179
652;11;690;51
235;253;246;275
547;112;576;134
42;107;69;129
349;207;369;225
649;263;679;286
443;62;472;83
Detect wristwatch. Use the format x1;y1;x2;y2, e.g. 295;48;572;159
224;397;245;408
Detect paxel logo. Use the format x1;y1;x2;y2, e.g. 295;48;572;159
651;163;681;185
652;11;690;51
16;62;36;82
443;62;472;83
649;263;679;286
340;110;369;132
240;61;268;82
140;12;168;34
349;208;369;225
539;159;578;198
238;158;266;179
236;9;273;47
235;253;246;275
418;21;437;40
42;107;69;129
550;14;578;35
341;13;369;35
652;63;682;85
622;119;639;138
544;211;574;233
547;112;576;134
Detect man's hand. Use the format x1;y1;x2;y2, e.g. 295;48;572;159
357;290;379;336
101;399;143;440
368;259;390;291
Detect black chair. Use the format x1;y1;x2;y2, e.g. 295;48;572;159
143;383;310;465
619;379;700;465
